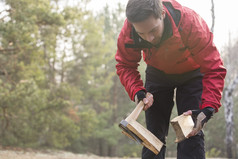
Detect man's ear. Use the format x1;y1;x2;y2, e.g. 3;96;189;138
161;9;166;19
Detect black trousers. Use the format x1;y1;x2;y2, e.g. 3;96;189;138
142;66;205;159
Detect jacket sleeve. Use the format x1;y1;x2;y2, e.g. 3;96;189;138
180;7;226;112
115;20;146;101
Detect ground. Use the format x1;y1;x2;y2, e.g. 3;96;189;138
0;148;140;159
0;148;227;159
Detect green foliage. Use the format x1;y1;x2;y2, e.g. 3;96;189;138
206;148;222;158
119;143;142;158
0;80;80;149
78;109;98;139
0;0;81;150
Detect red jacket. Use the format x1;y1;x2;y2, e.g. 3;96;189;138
115;0;226;112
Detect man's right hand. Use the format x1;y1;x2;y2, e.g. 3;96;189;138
135;90;154;111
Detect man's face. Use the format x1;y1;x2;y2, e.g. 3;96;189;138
132;11;165;46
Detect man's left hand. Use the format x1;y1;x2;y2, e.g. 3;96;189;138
183;107;215;137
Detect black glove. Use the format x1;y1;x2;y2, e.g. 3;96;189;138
189;107;215;136
134;90;146;104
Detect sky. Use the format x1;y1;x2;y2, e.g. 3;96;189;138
88;0;238;51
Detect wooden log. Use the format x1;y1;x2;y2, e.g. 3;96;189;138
126;120;164;154
119;101;164;154
170;114;194;143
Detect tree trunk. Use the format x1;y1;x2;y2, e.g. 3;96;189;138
98;138;104;156
223;75;238;158
210;0;215;33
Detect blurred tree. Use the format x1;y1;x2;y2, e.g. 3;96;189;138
210;0;215;33
0;0;82;149
222;34;238;158
65;3;132;156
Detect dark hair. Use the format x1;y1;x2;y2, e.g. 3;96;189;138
126;0;163;23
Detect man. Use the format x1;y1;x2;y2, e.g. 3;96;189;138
115;0;226;158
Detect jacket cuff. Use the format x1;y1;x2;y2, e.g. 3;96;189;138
200;103;219;113
132;88;146;101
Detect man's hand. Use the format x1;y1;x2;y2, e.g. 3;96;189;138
183;107;215;137
135;90;153;111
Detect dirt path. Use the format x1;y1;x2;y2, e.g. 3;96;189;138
0;149;227;159
0;149;141;159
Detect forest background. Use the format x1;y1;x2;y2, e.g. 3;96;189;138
0;0;237;158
